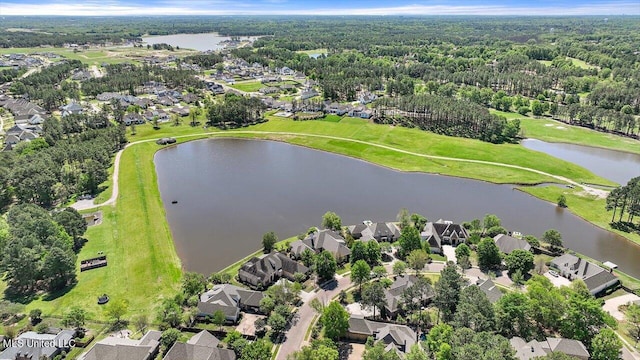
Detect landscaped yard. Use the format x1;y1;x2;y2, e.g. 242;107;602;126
231;80;265;92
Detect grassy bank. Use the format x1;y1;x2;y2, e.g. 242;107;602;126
518;186;640;248
22;142;183;320
490;110;640;155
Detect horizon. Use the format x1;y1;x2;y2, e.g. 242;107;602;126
0;0;639;16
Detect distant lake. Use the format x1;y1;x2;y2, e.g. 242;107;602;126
522;139;640;185
155;138;640;277
142;33;259;52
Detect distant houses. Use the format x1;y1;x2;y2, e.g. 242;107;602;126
348;222;401;243
550;254;620;295
59;101;84;117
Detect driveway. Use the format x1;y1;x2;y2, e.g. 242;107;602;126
346;302;374;317
544;272;572;288
442;245;457;264
603;293;640;321
347;343;366;360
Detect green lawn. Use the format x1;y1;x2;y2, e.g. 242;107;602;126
21;142;183;321
519;186;640;248
230;80;265;92
490;109;640;155
319;114;343;122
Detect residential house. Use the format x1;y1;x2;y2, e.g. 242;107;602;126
348;222;401;243
3;124;40;151
383;275;434;318
493;234;532;255
510;337;590;360
348;106;373;119
123;113;145;125
144;109;170;122
259;87;279;95
170;107;190;117
300;88;319;100
60;102;84;117
238;252;309;288
0;330;75;360
475;278;503;303
79;330;162;360
279;67;295;76
163;330;236;360
280;84;296;92
421;220;470;254
71;70;92;81
325;102;350;116
358;92;378;104
134;98;154;108
290;229;351;263
347;315;416;354
198;284;264;323
96;92;122;102
182;93;200;104
157;96;178;106
207;82;225;95
550;254;620;295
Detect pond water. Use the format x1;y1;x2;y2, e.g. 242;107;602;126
142;33;259;52
154;138;640;277
521;139;640;185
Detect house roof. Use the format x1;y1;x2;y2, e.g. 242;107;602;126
476;279;503;303
188;330;220;348
493;234;532;254
510;337;547;360
303;230;351;258
384;275;434;313
348;315;416;353
198;284;263;318
544;338;590;358
551;254;619;293
0;330;74;360
80;331;161;360
163;343;236;360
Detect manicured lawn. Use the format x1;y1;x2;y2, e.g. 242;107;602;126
319;114;343;123
491;109;640;155
230;80;265;92
22;142;183;321
519;186;640;248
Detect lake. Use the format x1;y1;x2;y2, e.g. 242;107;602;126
522;139;640;185
154;138;640;277
142;33;259;52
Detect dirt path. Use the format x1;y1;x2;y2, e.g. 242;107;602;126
71;130;608;211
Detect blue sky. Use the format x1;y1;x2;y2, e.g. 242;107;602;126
0;0;638;16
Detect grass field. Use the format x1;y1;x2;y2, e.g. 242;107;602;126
491;110;640;155
230;80;265;92
20;142;183;320
519;186;640;247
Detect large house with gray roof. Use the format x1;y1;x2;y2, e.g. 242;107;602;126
383;275;434;318
238;252;309;288
347;315;417;355
348;222;401;243
290;229;351;263
510;337;590;360
421;220;469;254
0;330;75;360
198;284;264;323
163;330;236;360
79;330;162;360
493;234;532;254
475;278;503;303
550;254;620;296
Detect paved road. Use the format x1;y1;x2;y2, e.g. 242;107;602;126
71;130;609;211
604;293;640;321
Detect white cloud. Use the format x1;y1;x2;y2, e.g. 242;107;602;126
0;1;638;16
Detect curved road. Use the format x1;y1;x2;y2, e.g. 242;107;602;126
72;130;607;211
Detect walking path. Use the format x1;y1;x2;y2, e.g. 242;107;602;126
71;130;608;211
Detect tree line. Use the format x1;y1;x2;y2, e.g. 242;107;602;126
606;176;640;233
206;93;267;129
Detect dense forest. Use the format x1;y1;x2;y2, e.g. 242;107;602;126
206;93;267;128
9;60;84;110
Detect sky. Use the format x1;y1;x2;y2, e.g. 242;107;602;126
0;0;638;16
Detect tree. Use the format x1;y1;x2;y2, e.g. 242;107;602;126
363;340;401;360
268;312;287;337
366;240;382;266
483;214;501;229
557;194;568;208
627;304;640;346
393;261;407;276
495;292;533;339
407;249;429;274
157;298;182;329
321;301;349;341
182;272;206;298
398;225;422;258
504;249;534;276
361;282;386;319
29;309;42;325
262;231;278;253
350;241;367;264
212;310;227;330
411;213;428;230
406;344;429;360
455;244;471;263
591;328;622;360
524;235;540;247
531;100;544;116
453;285;495;332
53;207;87;247
477;238;502;271
41;247;76;291
62;307;86;328
321;211;342;231
160;328;181;354
434;263;464;322
397;208;411;229
104;299;128;325
351;260;370;293
133;314;149;333
315;250;337;282
543;229;563;249
289;343;339;360
372;265;387;279
561;292;614;347
426;323;453;355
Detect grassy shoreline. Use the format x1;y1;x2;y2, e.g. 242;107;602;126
6;117;639;320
